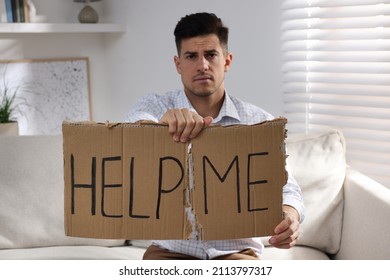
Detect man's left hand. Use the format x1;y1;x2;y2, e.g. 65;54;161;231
268;205;300;249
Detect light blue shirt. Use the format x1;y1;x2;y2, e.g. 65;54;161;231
126;89;304;259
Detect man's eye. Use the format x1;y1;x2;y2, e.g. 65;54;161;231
186;54;196;60
206;53;217;59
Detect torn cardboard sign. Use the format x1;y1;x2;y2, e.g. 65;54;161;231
62;117;287;240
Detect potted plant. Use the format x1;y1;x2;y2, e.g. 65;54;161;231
0;73;19;136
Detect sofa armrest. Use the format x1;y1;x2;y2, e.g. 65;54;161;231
334;167;390;259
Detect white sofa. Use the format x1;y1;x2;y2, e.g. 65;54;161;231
0;130;389;260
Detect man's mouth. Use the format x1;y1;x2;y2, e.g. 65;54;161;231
193;75;213;82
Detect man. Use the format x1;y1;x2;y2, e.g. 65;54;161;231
126;12;304;260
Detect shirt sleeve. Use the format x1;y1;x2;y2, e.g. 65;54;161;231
282;173;305;223
125;93;169;123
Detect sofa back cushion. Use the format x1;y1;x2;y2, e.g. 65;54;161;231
286;130;346;254
0;135;124;249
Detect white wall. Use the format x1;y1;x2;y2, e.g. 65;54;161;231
103;0;284;122
0;0;283;122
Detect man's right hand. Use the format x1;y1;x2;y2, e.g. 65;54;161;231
159;108;213;143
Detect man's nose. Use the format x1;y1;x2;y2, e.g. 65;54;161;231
197;56;209;72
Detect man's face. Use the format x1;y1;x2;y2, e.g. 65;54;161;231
174;34;232;99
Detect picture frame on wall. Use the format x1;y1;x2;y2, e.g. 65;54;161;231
0;57;91;135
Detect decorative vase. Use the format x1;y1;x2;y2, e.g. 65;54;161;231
78;4;99;23
0;122;19;136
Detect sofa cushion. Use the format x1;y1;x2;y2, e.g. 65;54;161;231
0;245;146;260
0;135;124;249
285;130;346;254
262;246;330;260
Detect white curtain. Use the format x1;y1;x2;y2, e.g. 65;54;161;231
281;0;390;188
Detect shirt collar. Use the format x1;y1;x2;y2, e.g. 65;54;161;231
178;89;241;123
214;91;241;123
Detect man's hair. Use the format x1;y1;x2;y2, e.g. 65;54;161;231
174;12;229;55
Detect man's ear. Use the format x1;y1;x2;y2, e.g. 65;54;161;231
224;52;233;72
174;55;181;74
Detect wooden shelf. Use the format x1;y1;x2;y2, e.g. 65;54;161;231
0;23;126;34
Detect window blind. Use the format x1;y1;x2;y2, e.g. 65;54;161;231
281;0;390;188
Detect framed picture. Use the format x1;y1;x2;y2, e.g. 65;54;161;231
0;57;91;135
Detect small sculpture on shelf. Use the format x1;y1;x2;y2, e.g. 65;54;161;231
74;0;101;24
27;0;47;23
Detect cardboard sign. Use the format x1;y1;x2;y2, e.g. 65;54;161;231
62;118;287;240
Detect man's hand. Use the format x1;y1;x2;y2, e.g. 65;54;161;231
268;205;300;249
159;108;213;142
